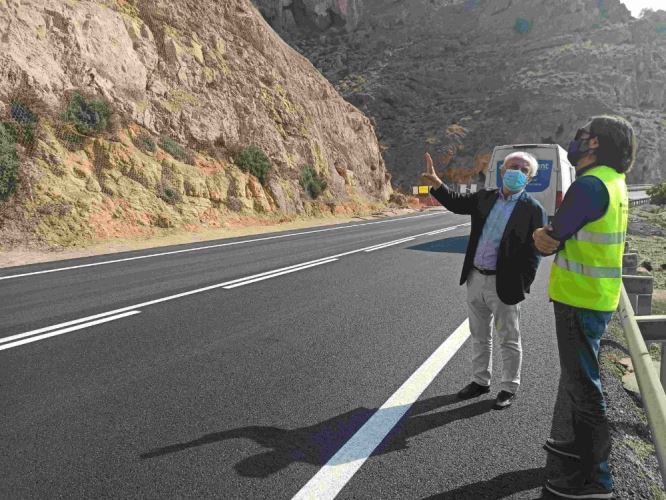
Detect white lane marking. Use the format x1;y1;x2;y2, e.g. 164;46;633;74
363;237;416;252
0;212;448;281
292;320;471;500
0;311;141;352
215;257;339;288
0;222;471;347
0;309;132;345
425;227;457;236
223;259;338;289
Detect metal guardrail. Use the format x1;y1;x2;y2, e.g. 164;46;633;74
618;284;666;487
627;184;654;191
630;197;652;207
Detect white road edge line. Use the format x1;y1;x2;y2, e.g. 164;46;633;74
292;319;471;500
0;212;448;281
0;311;141;352
0;222;471;347
223;259;339;289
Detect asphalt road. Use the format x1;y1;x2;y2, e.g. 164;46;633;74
1;209;565;499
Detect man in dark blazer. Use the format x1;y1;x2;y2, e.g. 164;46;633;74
421;151;547;409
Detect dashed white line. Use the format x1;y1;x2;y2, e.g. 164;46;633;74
223;259;339;289
363;237;416;252
0;212;448;281
0;311;141;351
292;319;472;500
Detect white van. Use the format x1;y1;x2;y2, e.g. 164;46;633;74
485;144;576;218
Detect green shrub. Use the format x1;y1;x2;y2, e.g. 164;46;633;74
6;100;38;150
159;136;195;164
235;145;271;185
157;182;182;205
300;165;327;199
0;122;20;201
11;100;38;125
647;182;666;205
134;132;157;153
64;92;112;137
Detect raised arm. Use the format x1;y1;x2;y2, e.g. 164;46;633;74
420;153;477;215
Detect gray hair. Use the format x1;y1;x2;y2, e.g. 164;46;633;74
502;151;539;177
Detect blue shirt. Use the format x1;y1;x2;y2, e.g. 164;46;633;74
473;189;523;270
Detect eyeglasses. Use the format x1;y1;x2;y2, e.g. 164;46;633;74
575;128;593;141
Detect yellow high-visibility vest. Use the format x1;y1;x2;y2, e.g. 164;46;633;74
549;165;628;312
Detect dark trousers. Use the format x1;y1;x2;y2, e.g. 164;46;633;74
553;301;613;489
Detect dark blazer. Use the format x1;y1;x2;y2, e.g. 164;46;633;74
430;184;547;305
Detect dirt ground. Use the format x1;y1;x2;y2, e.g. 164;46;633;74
0;207;424;268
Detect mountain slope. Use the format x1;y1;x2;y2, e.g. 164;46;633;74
254;0;666;188
0;0;391;248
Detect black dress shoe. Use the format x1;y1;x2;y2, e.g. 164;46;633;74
493;390;515;409
545;471;613;499
544;438;581;460
457;381;490;399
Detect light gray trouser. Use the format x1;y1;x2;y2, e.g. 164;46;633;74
466;269;522;393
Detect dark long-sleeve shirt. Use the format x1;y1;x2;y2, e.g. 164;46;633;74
545;165;610;253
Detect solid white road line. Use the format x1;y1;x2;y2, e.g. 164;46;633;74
0;221;471;349
292;319;471;500
0;212;448;281
0;311;141;351
223;259;339;289
363;237;416;252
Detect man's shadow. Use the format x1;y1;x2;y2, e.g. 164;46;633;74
141;394;494;478
423;378;577;499
422;466;548;499
407;235;469;254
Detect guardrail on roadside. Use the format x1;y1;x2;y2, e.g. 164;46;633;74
619;268;666;487
629;197;651;207
627;184;653;192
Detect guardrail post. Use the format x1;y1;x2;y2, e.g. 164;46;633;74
634;315;666;392
622;275;654;316
623;253;638;275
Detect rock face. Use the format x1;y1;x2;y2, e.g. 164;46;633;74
255;0;666;188
0;0;391;247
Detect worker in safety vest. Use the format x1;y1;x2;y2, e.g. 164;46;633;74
533;115;636;500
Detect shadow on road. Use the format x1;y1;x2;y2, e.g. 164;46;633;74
421;466;548;499
140;393;494;477
406;235;469;254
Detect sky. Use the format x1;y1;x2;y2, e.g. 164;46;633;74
621;0;666;17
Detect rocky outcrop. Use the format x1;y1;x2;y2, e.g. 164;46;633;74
253;0;364;33
256;0;666;187
0;0;391;248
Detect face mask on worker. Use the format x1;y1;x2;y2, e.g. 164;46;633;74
503;169;528;192
567;128;597;166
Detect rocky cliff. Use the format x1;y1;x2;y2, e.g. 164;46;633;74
0;0;391;248
255;0;666;188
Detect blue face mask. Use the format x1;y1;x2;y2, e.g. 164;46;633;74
503;169;528;192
